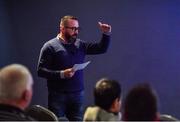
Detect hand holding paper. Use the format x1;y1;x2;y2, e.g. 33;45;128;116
72;61;91;72
63;68;75;78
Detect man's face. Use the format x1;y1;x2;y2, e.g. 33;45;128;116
62;19;80;42
114;98;121;113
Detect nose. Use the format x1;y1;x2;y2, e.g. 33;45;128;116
74;29;78;34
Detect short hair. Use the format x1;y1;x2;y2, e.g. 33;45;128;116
123;83;158;121
94;78;121;111
0;64;33;101
60;15;78;27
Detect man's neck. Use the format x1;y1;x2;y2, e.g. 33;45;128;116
58;33;68;44
0;100;25;110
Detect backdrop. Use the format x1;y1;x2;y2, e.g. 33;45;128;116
1;0;180;118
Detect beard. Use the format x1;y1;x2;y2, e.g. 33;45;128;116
65;33;78;43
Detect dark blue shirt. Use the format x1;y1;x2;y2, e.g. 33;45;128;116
37;34;110;93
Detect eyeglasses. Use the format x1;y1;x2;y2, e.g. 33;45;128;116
65;26;81;31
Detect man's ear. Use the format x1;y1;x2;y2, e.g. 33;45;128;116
22;90;29;101
60;26;65;32
110;98;121;113
20;90;32;109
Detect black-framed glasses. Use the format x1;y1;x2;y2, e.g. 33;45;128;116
65;26;81;31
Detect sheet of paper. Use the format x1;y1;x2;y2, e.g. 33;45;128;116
72;61;91;72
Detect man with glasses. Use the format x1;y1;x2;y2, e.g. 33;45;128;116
37;15;111;121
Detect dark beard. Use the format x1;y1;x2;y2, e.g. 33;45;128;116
68;37;76;43
65;33;77;43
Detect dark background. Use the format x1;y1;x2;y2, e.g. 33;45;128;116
1;0;180;118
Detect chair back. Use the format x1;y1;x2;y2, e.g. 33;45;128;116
25;105;59;121
160;114;179;121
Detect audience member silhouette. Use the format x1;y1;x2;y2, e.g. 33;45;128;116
123;83;159;121
0;64;35;121
83;78;122;121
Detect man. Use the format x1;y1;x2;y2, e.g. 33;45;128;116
123;83;160;121
37;15;111;121
83;78;122;121
0;64;34;121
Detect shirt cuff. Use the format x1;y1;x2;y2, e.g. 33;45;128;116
103;31;111;36
60;70;65;79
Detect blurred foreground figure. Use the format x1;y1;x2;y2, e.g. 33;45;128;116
0;64;34;121
123;83;159;121
83;78;122;121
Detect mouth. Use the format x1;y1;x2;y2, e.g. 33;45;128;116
72;34;78;38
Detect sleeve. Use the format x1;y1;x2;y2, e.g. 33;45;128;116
37;43;62;80
84;34;111;55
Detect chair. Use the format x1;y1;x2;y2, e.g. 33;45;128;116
25;105;59;121
160;114;179;121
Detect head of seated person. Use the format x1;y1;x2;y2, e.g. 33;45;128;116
83;78;122;121
0;64;34;121
123;83;159;121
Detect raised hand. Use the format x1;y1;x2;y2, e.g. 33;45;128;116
98;22;111;33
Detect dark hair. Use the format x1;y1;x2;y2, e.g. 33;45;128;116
94;78;121;111
60;15;78;26
123;83;158;121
